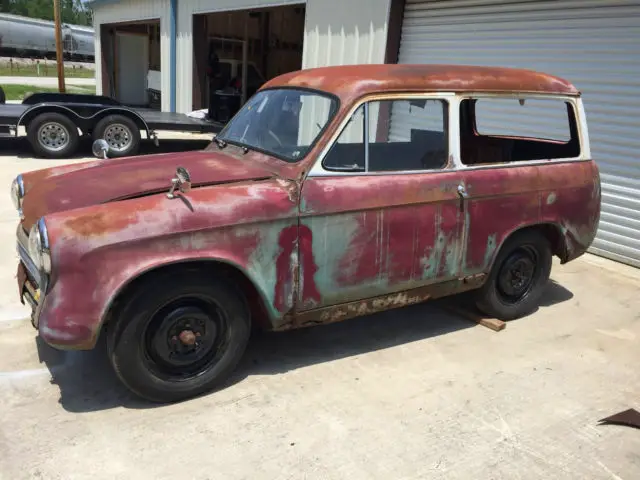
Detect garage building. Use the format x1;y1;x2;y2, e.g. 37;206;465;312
87;0;639;269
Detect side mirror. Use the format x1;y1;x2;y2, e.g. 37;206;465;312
92;139;110;159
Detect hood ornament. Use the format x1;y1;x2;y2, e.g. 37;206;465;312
167;166;192;199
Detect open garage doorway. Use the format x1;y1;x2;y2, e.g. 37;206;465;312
99;20;161;108
192;4;305;121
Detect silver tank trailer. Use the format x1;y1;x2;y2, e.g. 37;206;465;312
0;12;94;60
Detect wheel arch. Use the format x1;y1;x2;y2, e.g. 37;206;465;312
99;258;274;342
91;109;150;138
487;222;568;272
18;105;82;132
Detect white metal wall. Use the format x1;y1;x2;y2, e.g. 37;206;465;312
92;0;171;111
398;0;640;268
176;0;305;113
301;0;392;68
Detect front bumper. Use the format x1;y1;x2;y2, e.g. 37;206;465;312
16;225;48;328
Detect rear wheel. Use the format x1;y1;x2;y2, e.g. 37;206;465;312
26;112;80;159
474;230;552;320
93;114;141;158
107;272;251;403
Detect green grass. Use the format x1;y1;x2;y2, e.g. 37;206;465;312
0;63;95;78
3;84;96;101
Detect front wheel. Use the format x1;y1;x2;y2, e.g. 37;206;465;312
474;230;552;320
107;272;251;403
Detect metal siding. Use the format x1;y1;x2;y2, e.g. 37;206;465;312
301;0;392;68
93;0;171;111
398;0;640;267
176;0;306;113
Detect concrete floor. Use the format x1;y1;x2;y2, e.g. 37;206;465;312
0;136;639;480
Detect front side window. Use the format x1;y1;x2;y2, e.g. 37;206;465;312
217;88;338;162
323;98;449;172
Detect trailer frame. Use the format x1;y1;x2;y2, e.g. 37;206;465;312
0;90;224;159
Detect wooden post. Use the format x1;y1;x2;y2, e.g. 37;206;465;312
241;13;248;105
53;0;66;93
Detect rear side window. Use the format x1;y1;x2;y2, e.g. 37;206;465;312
460;97;581;165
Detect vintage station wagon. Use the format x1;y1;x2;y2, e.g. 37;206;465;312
11;64;601;402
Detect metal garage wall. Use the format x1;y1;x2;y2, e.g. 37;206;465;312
302;0;392;68
398;0;640;268
176;0;305;113
92;0;171;111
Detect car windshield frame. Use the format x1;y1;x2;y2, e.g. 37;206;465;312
215;86;341;163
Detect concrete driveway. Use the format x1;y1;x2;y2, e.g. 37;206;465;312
0;140;639;480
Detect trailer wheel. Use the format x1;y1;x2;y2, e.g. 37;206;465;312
0;86;5;104
27;112;80;159
93;115;141;158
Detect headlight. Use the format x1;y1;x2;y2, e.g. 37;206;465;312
28;217;51;274
11;174;24;215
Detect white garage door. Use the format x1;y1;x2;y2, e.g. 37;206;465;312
398;0;640;268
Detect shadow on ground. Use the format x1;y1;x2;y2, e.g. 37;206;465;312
0;136;212;159
37;280;573;413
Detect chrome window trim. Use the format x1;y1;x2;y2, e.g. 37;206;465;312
453;92;587;172
306;91;587;178
307;92;456;178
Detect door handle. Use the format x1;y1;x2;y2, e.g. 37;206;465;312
457;184;468;199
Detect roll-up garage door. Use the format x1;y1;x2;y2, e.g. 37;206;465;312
398;0;640;268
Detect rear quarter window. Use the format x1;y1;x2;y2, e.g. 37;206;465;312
460;96;581;165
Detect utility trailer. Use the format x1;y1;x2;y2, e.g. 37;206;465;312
0;89;224;159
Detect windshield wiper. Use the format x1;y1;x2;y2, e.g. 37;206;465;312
213;136;227;149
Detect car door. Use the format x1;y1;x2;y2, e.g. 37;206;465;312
297;94;467;311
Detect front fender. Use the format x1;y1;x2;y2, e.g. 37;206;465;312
40;180;298;349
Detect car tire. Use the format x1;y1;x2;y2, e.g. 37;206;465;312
474;229;552;321
26;112;80;159
93;114;141;158
107;271;251;403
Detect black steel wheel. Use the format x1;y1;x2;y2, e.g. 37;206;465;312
107;271;251;403
26;112;80;159
93;114;141;158
474;230;552;320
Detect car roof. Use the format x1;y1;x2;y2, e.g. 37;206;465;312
263;64;580;103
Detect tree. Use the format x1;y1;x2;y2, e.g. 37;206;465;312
0;0;93;26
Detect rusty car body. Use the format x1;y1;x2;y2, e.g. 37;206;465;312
11;64;601;402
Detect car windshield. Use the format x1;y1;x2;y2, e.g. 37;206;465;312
216;88;338;162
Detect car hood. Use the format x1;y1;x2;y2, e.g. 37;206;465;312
20;150;275;229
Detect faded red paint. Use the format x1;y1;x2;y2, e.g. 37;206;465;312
263;64;579;105
274;225;321;313
298;172;464;309
14;64;600;352
20;149;277;230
